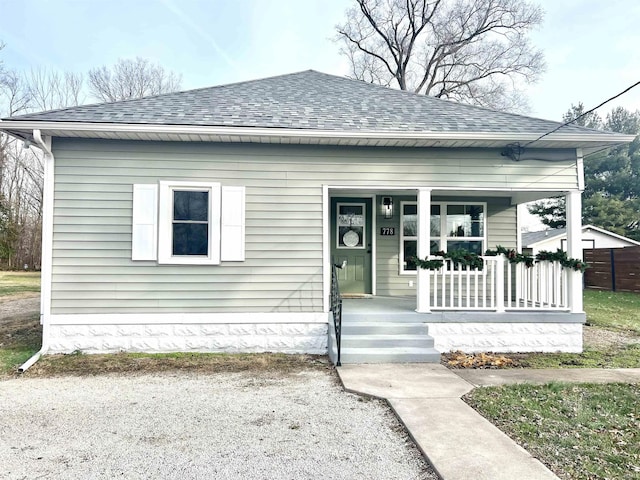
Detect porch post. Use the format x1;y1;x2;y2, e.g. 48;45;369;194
566;190;583;313
416;188;431;313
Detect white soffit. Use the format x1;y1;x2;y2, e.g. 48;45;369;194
0;120;634;153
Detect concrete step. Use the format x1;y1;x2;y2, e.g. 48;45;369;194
342;312;425;323
339;347;441;364
341;322;427;335
341;334;434;349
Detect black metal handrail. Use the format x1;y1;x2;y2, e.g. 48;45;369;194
330;259;344;366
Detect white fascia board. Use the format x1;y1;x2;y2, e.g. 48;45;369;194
0;120;635;147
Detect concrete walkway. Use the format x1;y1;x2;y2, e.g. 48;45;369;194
456;367;640;387
336;364;640;480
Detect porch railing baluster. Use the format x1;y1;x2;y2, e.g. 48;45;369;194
424;254;571;312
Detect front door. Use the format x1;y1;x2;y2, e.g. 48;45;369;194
330;197;372;294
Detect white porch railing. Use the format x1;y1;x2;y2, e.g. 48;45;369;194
427;255;570;311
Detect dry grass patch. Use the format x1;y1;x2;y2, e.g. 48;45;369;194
25;351;331;378
443;350;519;369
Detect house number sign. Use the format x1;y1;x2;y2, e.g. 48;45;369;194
380;227;395;236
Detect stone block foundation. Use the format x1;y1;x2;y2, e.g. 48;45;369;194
426;322;583;353
47;322;328;355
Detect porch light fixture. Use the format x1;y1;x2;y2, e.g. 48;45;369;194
382;196;394;219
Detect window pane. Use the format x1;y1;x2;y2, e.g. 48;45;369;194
431;205;441;236
446;204;484;237
402;204;417;236
404;240;417;271
447;240;483;254
403;214;417;236
403;204;417;216
173;223;209;255
431;240;441;254
338;205;364;227
174;191;209;221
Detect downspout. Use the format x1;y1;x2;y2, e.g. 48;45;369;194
19;129;54;372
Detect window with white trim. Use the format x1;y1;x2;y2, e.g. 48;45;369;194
132;181;245;265
400;202;486;274
171;190;210;256
158;181;221;265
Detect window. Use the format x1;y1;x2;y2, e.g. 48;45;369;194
132;182;246;265
400;202;486;274
158;181;221;265
401;203;417;272
172;190;209;256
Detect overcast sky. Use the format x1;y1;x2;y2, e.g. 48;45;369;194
2;0;640;122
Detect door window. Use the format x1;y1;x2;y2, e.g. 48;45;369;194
337;203;366;249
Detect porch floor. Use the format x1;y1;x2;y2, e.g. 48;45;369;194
342;295;573;314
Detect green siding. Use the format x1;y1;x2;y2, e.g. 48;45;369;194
50;138;576;314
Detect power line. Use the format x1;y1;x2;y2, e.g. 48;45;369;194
523;79;640;148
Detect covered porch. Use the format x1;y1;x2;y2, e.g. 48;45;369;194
324;186;585;315
325;186;586;364
413;188;584;315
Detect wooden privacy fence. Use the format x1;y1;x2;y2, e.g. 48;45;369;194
584;246;640;293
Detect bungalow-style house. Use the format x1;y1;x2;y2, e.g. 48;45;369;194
522;224;640;255
1;71;634;365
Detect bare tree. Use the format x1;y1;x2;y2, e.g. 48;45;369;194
336;0;545;112
88;57;182;102
0;49;183;269
27;68;84;111
1;70;31;116
0;43;45;269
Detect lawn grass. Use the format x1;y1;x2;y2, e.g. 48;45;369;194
0;271;41;297
466;382;640;480
0;314;41;378
511;344;640;369
0;272;42;375
503;290;640;369
584;289;640;334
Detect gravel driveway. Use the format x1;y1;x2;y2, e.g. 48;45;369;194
0;370;437;479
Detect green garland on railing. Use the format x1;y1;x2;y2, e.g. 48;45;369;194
535;249;589;273
413;246;588;273
413;249;483;271
484;245;534;268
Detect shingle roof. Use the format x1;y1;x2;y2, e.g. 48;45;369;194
3;70;613;136
522;228;567;247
